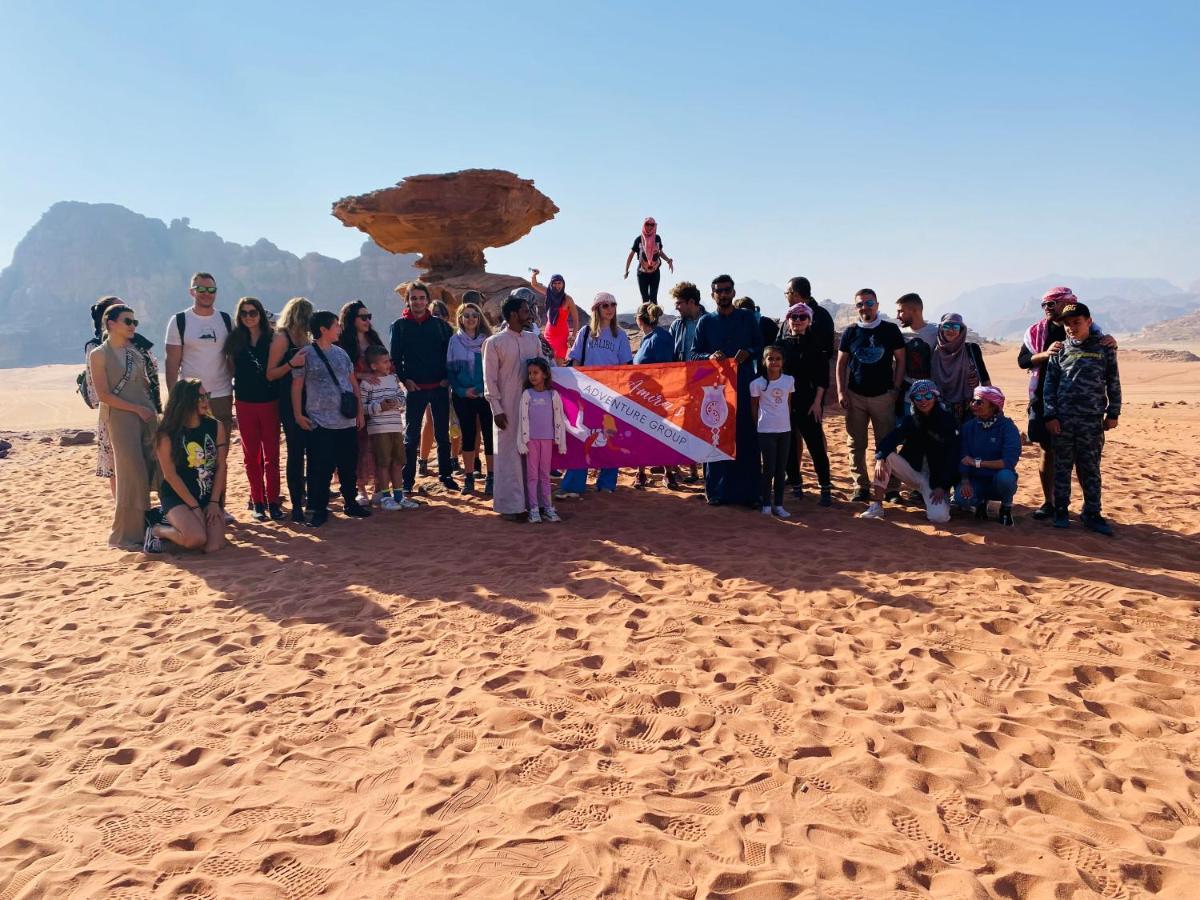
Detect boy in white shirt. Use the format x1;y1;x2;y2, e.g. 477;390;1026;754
360;347;418;510
750;345;796;518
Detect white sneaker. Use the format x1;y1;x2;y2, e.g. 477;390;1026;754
528;509;543;524
543;506;561;522
773;506;791;519
397;496;420;510
857;502;885;520
760;505;773;516
379;496;400;511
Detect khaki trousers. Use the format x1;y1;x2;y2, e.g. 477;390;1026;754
105;406;158;548
844;389;897;491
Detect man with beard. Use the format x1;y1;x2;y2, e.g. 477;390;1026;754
1018;286;1117;519
691;274;763;506
483;292;543;520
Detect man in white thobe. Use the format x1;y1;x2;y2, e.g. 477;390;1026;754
483;291;543;518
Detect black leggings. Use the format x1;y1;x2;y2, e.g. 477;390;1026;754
280;401;308;509
452;394;494;456
307;426;358;513
785;403;832;488
637;268;661;302
759;431;791;507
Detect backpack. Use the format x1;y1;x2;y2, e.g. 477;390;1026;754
79;340;136;409
175;310;233;342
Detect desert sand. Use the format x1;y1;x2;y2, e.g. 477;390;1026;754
0;347;1198;899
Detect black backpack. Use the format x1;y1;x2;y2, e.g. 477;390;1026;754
176;310;233;341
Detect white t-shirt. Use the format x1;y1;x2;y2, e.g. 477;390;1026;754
750;374;794;433
165;309;234;397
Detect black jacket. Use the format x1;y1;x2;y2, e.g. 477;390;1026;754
777;331;829;412
389;315;453;386
876;404;960;490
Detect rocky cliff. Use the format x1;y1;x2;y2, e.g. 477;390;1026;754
0;202;420;367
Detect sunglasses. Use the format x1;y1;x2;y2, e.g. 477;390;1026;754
911;391;936;402
855;300;878;308
119;317;138;327
714;287;735;295
787;314;810;321
357;313;373;321
940;322;963;332
969;398;987;406
598;302;616;309
192;286;217;294
240;308;260;317
1040;300;1058;309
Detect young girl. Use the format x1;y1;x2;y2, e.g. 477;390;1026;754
750;345;796;518
518;358;567;523
145;378;228;553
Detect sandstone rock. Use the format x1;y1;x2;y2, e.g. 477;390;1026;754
60;430;95;446
332;170;558;323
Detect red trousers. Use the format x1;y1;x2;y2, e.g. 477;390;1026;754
235;399;281;504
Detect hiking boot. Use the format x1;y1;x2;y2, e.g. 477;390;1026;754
818;486;833;507
307;510;329;528
1081;512;1113;536
1052;507;1070;529
268;501;285;521
974;502;989;522
665;472;682;491
291;506;306;523
344;502;372;518
999;506;1014;526
439;476;459;492
417;458;429;477
484;474;494;496
460;474;476;495
251;502;267;522
1031;503;1054;520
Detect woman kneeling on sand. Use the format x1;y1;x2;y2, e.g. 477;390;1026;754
143;379;228;554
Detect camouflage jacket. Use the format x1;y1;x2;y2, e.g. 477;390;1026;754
1043;334;1121;422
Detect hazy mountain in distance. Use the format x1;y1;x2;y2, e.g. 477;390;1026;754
0;202;420;367
941;275;1200;339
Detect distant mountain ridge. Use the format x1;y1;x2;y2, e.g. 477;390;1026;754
0;202;419;367
942;275;1200;340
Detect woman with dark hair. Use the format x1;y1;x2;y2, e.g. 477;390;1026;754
931;313;991;424
778;303;833;506
143;379;227;553
224;296;281;521
623;217;675;303
265;296;312;522
86;296;162;496
447;296;495;495
338;300;386;506
529;270;579;363
87;304;160;549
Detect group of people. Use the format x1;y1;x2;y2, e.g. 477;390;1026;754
84;255;1123;552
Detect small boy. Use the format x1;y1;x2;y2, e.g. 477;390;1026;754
1043;302;1121;534
360;346;418;510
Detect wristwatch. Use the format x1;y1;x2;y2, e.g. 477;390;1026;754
974;458;982;468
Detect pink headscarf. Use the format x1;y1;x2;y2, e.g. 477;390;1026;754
592;291;617;310
786;302;813;319
973;385;1006;413
639;218;659;272
1042;286;1077;305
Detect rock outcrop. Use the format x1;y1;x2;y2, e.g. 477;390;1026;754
332;170;558;322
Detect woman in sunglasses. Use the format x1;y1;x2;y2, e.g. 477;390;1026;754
87;305;160;549
144;379;228;553
224;296;282;521
338;300;386;506
957;386;1020;526
931;313;991;424
858;380;958;524
777;303;833;506
558;293;633;497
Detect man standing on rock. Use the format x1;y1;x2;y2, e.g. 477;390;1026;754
483;291;543;520
691;274;763;506
390;281;457;493
165;272;235;517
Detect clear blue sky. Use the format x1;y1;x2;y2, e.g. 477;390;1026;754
2;1;1197;316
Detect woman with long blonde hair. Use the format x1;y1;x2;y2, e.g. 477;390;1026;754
266;296;313;521
446;296;495;494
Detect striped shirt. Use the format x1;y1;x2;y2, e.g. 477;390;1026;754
361;374;406;434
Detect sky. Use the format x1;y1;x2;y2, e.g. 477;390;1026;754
2;1;1198;317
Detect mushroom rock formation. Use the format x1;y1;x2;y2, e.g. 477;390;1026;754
332;169;559;323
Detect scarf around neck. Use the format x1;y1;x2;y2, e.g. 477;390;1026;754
855;316;883;330
447;330;486;377
639;221;659;271
402;307;431;323
932;327;977;405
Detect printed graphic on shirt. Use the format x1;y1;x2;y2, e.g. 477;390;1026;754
185;432;218;501
853;334;886;365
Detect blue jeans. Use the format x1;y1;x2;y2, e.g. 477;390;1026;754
560;468;618;493
967;468;1017;506
403;387;451;489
